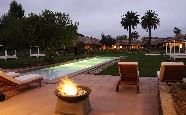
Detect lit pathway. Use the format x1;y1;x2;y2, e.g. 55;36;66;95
0;74;159;115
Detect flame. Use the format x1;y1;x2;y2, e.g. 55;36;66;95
57;76;78;96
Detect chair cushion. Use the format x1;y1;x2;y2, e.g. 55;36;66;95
15;74;42;84
161;62;184;66
118;62;139;76
118;62;138;65
6;72;20;77
0;71;21;85
159;62;184;81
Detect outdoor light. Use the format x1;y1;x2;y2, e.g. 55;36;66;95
180;44;183;48
120;46;122;49
114;45;117;49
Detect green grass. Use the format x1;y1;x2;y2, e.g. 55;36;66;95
0;50;185;77
99;52;168;77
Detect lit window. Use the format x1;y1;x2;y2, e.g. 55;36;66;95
180;44;183;48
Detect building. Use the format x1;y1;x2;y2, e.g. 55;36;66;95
76;36;101;51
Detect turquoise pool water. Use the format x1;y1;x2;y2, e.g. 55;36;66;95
24;57;115;80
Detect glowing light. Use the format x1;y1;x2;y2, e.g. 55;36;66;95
120;46;122;49
57;77;77;96
180;44;183;48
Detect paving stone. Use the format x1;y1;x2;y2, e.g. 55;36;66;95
0;74;159;115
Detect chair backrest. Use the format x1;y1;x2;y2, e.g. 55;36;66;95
118;62;138;81
160;65;186;82
0;71;21;85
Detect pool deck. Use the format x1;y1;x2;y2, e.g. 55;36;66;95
0;74;159;115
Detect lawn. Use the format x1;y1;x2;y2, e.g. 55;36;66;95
98;52;168;77
0;50;185;77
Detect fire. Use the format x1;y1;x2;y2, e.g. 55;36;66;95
57;77;78;96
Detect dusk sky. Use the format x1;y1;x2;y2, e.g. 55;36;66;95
0;0;186;39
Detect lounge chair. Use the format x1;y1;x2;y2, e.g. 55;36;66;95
157;62;186;84
0;71;43;92
116;62;139;93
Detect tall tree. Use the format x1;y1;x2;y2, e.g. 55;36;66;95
38;10;78;56
0;0;25;49
173;27;181;36
8;0;24;19
121;11;140;46
0;1;78;60
23;13;41;46
0;15;25;49
100;33;116;47
141;10;160;49
131;31;139;41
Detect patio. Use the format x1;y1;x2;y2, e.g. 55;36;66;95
0;74;159;115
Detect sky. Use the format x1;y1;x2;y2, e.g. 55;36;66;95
0;0;186;39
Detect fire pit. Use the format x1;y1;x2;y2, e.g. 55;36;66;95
55;77;92;115
55;85;91;103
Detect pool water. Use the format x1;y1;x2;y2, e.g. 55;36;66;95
24;57;115;80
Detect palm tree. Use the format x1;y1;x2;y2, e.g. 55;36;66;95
131;31;139;42
173;27;181;36
141;10;160;49
121;11;140;46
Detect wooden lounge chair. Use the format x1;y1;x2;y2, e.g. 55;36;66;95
0;71;43;92
157;64;186;84
116;62;139;93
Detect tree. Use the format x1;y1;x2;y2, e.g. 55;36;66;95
100;33;116;47
8;0;24;19
0;15;24;49
23;13;41;46
141;10;160;49
121;11;140;45
0;1;78;62
131;31;139;41
77;33;85;37
34;10;78;60
173;27;181;36
0;0;25;49
116;35;127;41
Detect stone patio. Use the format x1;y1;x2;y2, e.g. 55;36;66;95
0;74;159;115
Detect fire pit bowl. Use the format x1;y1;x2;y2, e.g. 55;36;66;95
55;86;92;103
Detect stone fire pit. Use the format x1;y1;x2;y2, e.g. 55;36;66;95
55;77;92;115
55;85;91;103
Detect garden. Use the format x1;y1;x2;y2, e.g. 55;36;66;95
0;1;186;115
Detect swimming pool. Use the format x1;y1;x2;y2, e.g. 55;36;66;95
24;57;116;80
